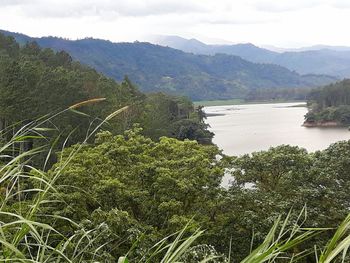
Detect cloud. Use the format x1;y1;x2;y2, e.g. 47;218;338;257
330;0;350;9
2;0;350;48
2;0;208;18
0;0;29;6
204;17;276;25
251;0;323;12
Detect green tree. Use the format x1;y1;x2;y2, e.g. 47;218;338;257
305;79;350;125
44;127;224;259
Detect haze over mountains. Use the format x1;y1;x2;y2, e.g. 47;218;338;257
0;29;339;100
152;35;350;78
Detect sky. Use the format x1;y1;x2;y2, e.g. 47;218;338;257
1;0;350;48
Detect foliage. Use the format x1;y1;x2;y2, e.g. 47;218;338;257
0;106;129;262
135;92;213;142
26;131;350;262
3;113;350;262
43;126;223;259
201;144;350;262
3;30;350;263
0;33;213;156
305;79;350;125
0;109;218;262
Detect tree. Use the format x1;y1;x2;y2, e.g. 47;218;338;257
305;79;350;125
44;127;225;259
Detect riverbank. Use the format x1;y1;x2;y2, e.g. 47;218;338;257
194;99;304;107
303;121;346;128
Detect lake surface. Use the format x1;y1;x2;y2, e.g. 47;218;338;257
205;102;350;156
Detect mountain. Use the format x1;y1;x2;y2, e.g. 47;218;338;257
150;35;278;62
267;45;350;52
0;30;337;100
152;35;350;78
261;45;350;53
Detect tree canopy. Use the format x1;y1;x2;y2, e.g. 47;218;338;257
305;79;350;125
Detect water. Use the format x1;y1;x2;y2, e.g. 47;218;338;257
205;102;350;156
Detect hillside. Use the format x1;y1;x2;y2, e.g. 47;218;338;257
153;35;350;78
0;33;213;145
0;30;337;101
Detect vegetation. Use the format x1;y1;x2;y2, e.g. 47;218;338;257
305;79;350;125
0;33;213;153
0;30;337;101
3;30;350;263
3;114;350;262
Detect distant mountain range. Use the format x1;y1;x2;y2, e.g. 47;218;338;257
151;35;350;78
0;30;338;100
263;44;350;53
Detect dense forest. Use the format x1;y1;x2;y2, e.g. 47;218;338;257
0;30;337;101
305;79;350;126
0;33;213;147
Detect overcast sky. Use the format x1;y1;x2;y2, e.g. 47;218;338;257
1;0;350;47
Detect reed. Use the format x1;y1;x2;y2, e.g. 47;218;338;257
0;101;127;262
68;98;106;109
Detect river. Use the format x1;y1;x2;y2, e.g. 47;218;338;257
205;102;350;156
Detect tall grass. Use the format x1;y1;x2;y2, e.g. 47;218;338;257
239;209;350;263
0;101;128;262
116;210;350;262
317;213;350;263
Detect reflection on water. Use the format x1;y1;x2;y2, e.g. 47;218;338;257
205;102;350;156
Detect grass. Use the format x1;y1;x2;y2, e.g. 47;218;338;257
0;100;129;262
118;207;350;262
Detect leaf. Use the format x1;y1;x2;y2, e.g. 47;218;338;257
68;97;106;109
68;108;90;117
118;256;129;263
32;127;56;132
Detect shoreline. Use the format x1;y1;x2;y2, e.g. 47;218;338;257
206;113;226;117
194;99;304;107
302;121;347;128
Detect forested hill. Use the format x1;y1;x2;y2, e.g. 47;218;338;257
0;30;337;100
0;33;214;145
153;35;350;78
